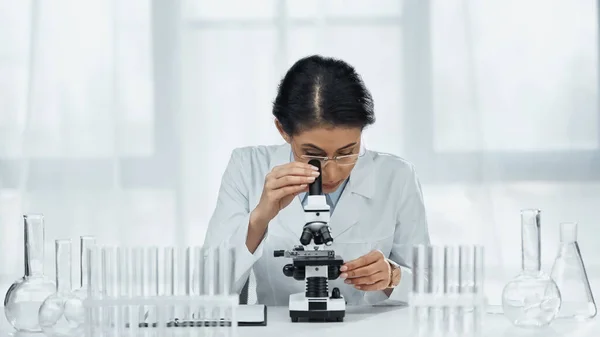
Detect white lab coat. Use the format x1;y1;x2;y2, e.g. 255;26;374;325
203;143;430;306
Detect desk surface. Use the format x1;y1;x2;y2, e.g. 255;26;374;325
1;305;599;337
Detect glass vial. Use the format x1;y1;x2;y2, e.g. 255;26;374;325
501;209;562;327
3;214;56;332
550;222;597;320
38;239;83;336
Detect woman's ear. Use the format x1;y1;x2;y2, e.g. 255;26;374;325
274;119;291;143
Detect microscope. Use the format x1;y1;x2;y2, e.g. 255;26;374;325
274;159;346;322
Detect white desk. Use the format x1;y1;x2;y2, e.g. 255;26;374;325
1;305;599;337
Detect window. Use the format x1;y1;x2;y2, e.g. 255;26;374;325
0;0;168;190
403;0;600;182
0;0;181;276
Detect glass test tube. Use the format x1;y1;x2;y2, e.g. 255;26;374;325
411;244;428;337
116;246;130;334
444;245;460;334
473;246;485;336
145;247;159;325
217;244;236;329
458;245;475;335
428;246;445;335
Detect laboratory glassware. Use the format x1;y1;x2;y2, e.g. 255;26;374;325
82;244;239;337
3;214;56;332
550;222;596;320
72;236;97;298
410;244;486;337
38;239;84;336
64;236;96;325
501;209;561;327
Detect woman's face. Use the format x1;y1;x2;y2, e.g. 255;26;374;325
286;126;362;194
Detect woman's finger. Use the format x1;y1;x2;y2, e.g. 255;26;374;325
340;262;379;279
345;271;387;287
356;279;389;291
272;161;318;174
341;250;383;273
273;165;320;179
266;175;315;189
273;184;308;200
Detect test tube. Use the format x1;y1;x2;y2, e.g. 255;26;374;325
428;246;445;334
131;247;145;328
218;244;236;330
218;244;236;296
444;245;460;334
145;247;159;325
412;244;428;294
159;247;175;326
473;245;484;295
411;244;429;337
473;246;485;335
458;245;475;335
103;247;119;333
85;245;101;335
182;247;193;323
192;246;206;323
116;247;130;333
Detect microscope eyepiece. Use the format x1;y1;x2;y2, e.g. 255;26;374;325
307;159;323;196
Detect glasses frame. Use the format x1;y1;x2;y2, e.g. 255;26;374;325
299;153;360;167
290;139;366;167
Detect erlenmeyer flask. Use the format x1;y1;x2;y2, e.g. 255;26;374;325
550;222;596;320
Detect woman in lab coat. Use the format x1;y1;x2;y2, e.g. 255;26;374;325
203;55;431;306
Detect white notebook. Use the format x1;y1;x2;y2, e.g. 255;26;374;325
237;304;267;326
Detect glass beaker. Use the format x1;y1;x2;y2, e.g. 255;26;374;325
3;214;56;332
501;209;562;327
550;222;597;320
38;239;84;336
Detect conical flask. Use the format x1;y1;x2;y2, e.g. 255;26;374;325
550;222;597;320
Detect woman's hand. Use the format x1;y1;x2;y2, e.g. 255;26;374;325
252;161;320;224
340;250;391;291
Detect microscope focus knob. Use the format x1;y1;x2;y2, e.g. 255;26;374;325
328;265;341;280
283;264;295;277
274;250;284;257
331;287;341;299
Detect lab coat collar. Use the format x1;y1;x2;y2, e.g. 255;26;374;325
268;143;375;240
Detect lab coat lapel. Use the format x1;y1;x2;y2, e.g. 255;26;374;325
329;151;375;240
268;144;306;238
267;143;376;240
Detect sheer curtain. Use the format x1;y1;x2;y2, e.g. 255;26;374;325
1;0;598;307
0;0;179;284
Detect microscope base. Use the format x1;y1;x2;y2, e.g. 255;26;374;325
288;292;346;322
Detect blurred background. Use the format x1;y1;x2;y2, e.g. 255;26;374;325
0;0;598;306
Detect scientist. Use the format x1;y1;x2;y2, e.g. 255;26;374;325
203;55;431;306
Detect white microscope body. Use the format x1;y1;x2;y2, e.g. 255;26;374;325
274;160;346;322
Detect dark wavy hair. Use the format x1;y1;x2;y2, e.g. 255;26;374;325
272;55;375;136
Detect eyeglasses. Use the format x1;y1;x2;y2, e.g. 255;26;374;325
299;153;360;167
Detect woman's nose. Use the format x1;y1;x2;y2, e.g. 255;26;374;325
322;161;338;179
